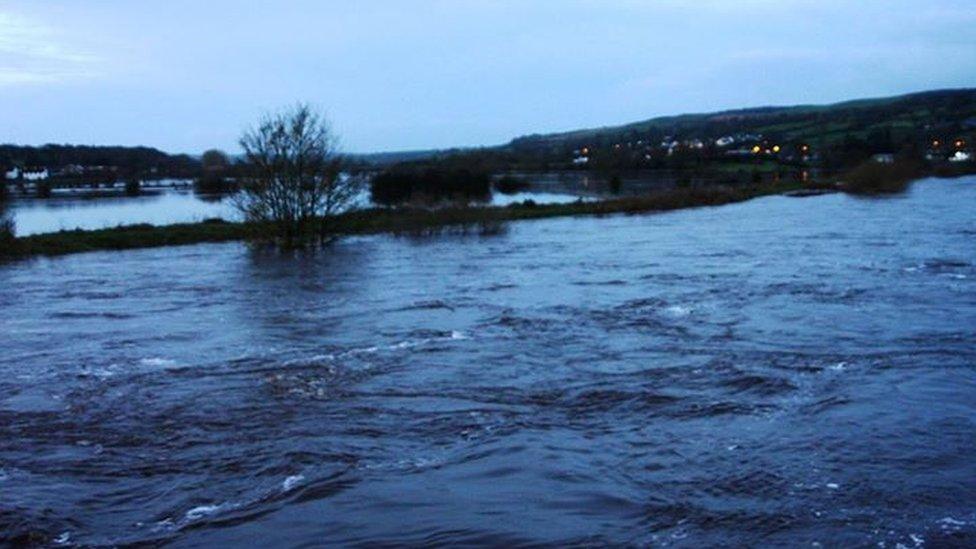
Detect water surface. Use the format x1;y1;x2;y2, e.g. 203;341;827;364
9;183;589;236
1;178;974;546
9;190;238;236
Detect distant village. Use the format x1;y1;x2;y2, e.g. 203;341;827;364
1;163;196;199
568;133;973;167
4;164;167;183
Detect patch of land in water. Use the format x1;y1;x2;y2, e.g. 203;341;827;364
2;182;838;260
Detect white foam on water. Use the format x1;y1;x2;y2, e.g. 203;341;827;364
150;518;175;533
140;357;177;367
53;532;71;545
354;331;469;355
282;474;305;492
185;504;221;520
826;483;840;490
283;355;337;371
287;331;472;370
829;362;848;371
361;454;446;472
81;363;120;379
938;517;966;532
663;305;692;317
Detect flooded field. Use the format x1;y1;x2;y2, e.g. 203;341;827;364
6;175;598;236
0;177;974;546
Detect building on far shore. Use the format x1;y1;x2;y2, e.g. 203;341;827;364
23;168;50;181
4;167;19;180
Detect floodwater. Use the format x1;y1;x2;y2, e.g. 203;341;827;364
8;190;239;236
0;177;974;546
7;182;588;236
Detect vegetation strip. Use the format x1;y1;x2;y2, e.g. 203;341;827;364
1;183;827;260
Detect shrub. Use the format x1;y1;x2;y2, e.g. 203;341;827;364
370;167;491;206
842;158;922;195
124;179;141;196
196;149;235;194
0;213;15;248
194;172;233;194
494;175;529;194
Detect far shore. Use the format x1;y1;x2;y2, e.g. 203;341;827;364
2;181;840;261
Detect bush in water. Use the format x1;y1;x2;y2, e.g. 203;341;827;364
0;207;15;247
36;181;52;199
125;179;141;197
843;158;922;195
494;175;529;194
370;167;491;206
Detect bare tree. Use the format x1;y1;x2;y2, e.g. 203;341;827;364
236;104;360;247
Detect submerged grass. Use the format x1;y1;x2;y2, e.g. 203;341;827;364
1;182;828;260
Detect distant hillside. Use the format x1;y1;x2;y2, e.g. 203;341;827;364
386;88;975;176
509;88;976;150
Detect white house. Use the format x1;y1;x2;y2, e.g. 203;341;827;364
4;167;19;180
949;151;972;163
23;168;49;181
715;136;735;147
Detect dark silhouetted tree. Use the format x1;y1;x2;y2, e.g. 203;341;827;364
235;104;360;247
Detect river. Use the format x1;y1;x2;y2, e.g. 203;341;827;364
0;177;974;546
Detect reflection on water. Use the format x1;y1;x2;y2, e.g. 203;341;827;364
9;190;239;236
0;178;974;546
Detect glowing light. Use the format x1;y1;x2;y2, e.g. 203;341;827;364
932;140;940;147
772;145;780;153
751;145;761;154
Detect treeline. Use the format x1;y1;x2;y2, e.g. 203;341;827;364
0;144;201;179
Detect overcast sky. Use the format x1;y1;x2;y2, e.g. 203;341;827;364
1;1;974;154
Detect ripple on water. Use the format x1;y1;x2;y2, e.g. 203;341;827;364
2;179;976;546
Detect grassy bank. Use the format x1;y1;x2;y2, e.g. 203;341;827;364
2;182;830;260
